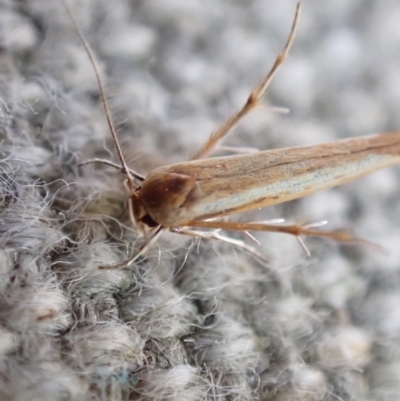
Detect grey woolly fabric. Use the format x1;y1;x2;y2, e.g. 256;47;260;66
1;0;400;400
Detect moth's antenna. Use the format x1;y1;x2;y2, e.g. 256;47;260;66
60;0;133;180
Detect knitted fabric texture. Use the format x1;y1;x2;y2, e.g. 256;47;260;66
1;0;400;400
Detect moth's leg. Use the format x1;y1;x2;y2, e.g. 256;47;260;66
185;219;378;248
98;226;164;269
78;158;145;181
126;195;138;233
191;3;301;161
170;227;268;262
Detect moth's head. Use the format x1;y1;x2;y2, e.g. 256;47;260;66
138;171;198;227
129;186;159;237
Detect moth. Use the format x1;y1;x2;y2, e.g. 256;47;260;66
62;1;400;268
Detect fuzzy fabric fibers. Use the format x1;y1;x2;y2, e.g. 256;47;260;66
1;0;400;400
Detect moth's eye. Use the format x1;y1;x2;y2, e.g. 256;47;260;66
140;214;159;228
